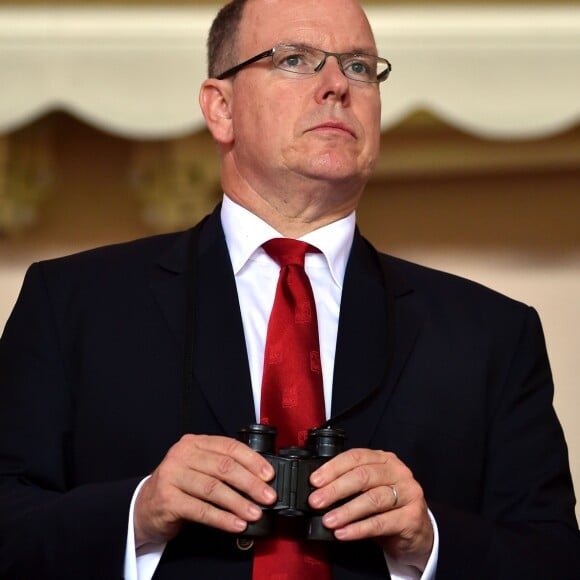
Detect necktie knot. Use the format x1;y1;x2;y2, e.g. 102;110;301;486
262;238;319;268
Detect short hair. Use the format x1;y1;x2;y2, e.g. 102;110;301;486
207;0;248;78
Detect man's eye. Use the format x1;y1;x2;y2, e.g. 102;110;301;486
282;54;304;68
346;60;371;76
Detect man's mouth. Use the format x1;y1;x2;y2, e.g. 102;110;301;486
308;121;356;138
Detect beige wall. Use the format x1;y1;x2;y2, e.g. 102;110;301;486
1;0;578;4
1;113;579;521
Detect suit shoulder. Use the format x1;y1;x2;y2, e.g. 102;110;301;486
33;231;186;278
17;231;196;310
380;252;531;314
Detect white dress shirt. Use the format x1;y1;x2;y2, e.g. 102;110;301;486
124;195;438;579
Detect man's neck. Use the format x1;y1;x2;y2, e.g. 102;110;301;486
220;157;365;237
224;187;361;239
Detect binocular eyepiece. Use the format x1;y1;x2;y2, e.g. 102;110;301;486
238;423;346;541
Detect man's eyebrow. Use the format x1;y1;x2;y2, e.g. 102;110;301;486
348;46;379;55
278;42;311;49
278;42;378;55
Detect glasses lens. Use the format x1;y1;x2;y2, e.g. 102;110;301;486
340;55;375;82
272;45;390;83
273;46;322;75
341;55;390;83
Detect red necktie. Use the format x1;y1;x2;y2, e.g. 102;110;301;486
252;238;332;580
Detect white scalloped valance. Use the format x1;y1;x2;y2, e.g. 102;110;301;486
1;5;579;140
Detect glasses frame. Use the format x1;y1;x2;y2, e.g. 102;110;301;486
215;44;391;84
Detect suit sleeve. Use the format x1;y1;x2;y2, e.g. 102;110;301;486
430;306;580;579
0;263;142;579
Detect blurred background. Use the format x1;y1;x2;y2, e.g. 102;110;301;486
0;0;579;519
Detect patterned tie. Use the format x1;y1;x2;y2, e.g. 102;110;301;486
252;238;332;580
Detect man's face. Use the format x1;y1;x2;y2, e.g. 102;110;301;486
226;0;382;201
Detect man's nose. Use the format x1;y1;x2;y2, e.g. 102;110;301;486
314;55;350;101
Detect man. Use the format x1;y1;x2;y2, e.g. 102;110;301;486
0;0;578;578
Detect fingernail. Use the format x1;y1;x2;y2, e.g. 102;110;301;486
323;513;337;527
234;518;247;532
248;505;262;519
309;492;323;508
334;527;347;539
261;465;274;480
263;486;276;502
310;472;323;486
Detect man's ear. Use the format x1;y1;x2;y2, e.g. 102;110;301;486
199;79;234;145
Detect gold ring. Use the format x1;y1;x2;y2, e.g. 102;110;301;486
390;485;398;508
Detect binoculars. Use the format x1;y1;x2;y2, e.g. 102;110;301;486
238;423;346;541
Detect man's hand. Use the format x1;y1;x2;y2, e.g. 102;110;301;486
309;449;434;571
133;434;276;547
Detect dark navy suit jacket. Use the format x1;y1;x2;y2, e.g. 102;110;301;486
0;207;578;579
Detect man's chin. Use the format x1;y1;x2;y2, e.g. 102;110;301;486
302;156;372;185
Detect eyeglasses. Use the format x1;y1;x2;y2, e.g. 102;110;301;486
216;44;391;84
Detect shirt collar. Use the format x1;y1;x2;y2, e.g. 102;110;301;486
221;194;355;289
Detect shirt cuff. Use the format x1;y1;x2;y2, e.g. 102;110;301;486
123;476;167;580
385;508;439;580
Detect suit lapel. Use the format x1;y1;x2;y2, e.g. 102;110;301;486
330;233;422;449
149;216;422;447
148;228;191;356
150;208;255;439
192;213;256;437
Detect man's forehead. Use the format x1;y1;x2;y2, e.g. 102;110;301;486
241;0;369;26
238;0;375;52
